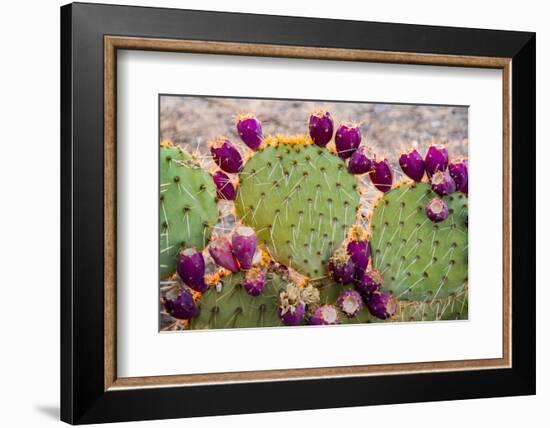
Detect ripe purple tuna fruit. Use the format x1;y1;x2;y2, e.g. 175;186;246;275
278;302;305;326
208;237;239;272
355;269;383;297
309;304;340;325
243;267;267;296
399;147;425;182
210;138;243;173
231;226;257;270
176;248;207;292
163;287;200;320
366;290;397;320
236;115;263;151
347;239;370;279
425;197;449;223
347;145;373;174
431;170;456;196
328;248;355;284
212;170;236;200
449;159;468;193
424;144;448;178
335;124;361;159
337;289;364;318
308;110;334;147
368;158;393;192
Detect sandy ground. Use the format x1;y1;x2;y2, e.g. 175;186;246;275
160;96;468;159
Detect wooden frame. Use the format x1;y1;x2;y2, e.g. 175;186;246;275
104;36;512;390
62;2;535;424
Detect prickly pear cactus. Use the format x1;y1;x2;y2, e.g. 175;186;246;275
235;137;360;279
318;283;377;324
369;181;468;300
160;143;219;278
190;271;288;329
160;106;470;331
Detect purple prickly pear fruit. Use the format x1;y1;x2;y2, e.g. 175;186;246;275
355;269;383;297
208;237;240;272
365;290;397;320
425;197;449;223
278;283;306;326
278;302;305;326
236;114;263;151
347;239;370;279
431;170;456;196
399;147;425;182
210;138;243;173
368;158;393;192
347;145;373;174
424;144;448;178
176;248;207;292
231;226;257;270
243;267;267;296
328;248;356;284
449;159;468;193
337;289;364;318
335;124;361;159
163;287;200;320
309;304;340;325
308;110;334;147
212;170;236;200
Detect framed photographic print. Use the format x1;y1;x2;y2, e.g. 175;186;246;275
61;2;536;424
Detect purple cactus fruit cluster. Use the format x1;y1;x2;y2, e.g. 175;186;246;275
449;159;468;193
365;290;397;320
346;238;370;280
425;197;449;223
163;287;200;320
348;268;396;320
211;138;243;173
399;146;425;182
337;289;364;318
355;269;383;297
424;144;448;178
399;144;468;197
232;226;257;270
328;248;355;284
309;304;340;325
208;226;259;275
308;110;334;147
212;170;236;200
236;115;263;151
369;158;393;193
347;145;373;175
335;124;361;159
243;267;267;296
177;248;207;292
208;237;240;272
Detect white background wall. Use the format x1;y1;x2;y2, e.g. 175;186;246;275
0;0;545;426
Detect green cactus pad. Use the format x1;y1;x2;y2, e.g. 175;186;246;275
394;290;468;322
190;271;288;329
369;182;468;301
235;140;360;279
160;144;218;279
318;282;377;324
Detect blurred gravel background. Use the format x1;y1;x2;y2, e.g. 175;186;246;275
160;95;468;159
